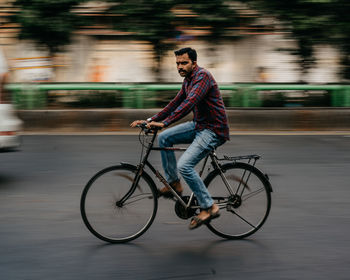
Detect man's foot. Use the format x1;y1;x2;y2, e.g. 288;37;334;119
189;203;220;230
208;203;220;219
158;180;183;198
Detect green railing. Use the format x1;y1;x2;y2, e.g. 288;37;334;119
5;83;350;109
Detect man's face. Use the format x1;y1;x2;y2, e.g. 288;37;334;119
176;53;196;77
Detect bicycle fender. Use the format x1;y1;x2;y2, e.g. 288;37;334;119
120;162;137;169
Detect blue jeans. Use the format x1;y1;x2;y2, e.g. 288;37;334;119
158;121;225;209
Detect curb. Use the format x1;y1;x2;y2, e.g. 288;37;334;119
16;108;350;133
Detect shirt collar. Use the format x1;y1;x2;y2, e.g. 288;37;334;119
185;65;199;82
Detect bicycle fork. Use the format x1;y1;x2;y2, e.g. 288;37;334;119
117;133;157;207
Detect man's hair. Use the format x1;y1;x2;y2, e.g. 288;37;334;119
174;47;197;62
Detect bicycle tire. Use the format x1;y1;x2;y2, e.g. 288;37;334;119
204;162;272;239
80;164;158;243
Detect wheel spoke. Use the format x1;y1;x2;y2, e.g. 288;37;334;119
227;208;257;229
122;193;154;206
242;187;265;201
116;172;142;191
226;174;251;191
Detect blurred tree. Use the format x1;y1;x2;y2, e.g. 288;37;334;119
175;1;241;39
10;0;350;82
241;0;327;81
106;0;244;81
106;0;178;81
174;1;244;68
328;0;350;80
243;0;350;81
11;0;85;58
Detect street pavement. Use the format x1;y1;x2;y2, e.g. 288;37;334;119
0;134;349;279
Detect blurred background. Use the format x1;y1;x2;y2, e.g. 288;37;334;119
0;0;349;109
1;3;350;279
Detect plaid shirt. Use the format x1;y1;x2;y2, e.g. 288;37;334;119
149;66;230;140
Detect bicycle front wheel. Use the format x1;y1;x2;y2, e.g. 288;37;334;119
204;162;272;239
80;165;158;243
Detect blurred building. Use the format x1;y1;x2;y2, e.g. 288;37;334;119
0;1;341;83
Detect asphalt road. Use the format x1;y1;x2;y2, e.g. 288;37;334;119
0;134;349;280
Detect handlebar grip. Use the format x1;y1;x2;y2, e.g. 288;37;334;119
137;122;148;129
136;122;162;134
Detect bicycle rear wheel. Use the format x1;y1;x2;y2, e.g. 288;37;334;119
204;162;272;239
80;165;158;243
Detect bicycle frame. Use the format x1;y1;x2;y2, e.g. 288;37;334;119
118;126;262;210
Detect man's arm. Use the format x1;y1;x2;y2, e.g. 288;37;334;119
130;119;165;129
147;84;186;122
130;85;185;128
162;72;210;127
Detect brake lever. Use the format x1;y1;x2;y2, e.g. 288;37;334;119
137;123;153;135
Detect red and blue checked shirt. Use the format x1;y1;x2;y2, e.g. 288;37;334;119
149;65;230;140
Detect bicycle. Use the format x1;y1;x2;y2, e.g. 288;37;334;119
80;123;273;243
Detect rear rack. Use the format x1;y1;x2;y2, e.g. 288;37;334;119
218;154;261;166
220;154;260;161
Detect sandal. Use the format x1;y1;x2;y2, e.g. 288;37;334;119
188;204;220;230
188;215;211;230
208;206;220;220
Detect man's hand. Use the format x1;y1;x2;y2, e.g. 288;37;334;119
130;120;147;128
147;121;165;129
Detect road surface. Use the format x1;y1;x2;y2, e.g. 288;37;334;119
0;134;349;279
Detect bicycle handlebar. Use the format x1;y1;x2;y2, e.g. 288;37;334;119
136;122;162;134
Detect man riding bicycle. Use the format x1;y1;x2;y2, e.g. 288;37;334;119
131;47;229;230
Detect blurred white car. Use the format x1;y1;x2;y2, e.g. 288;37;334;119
0;103;22;151
0;48;22;151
